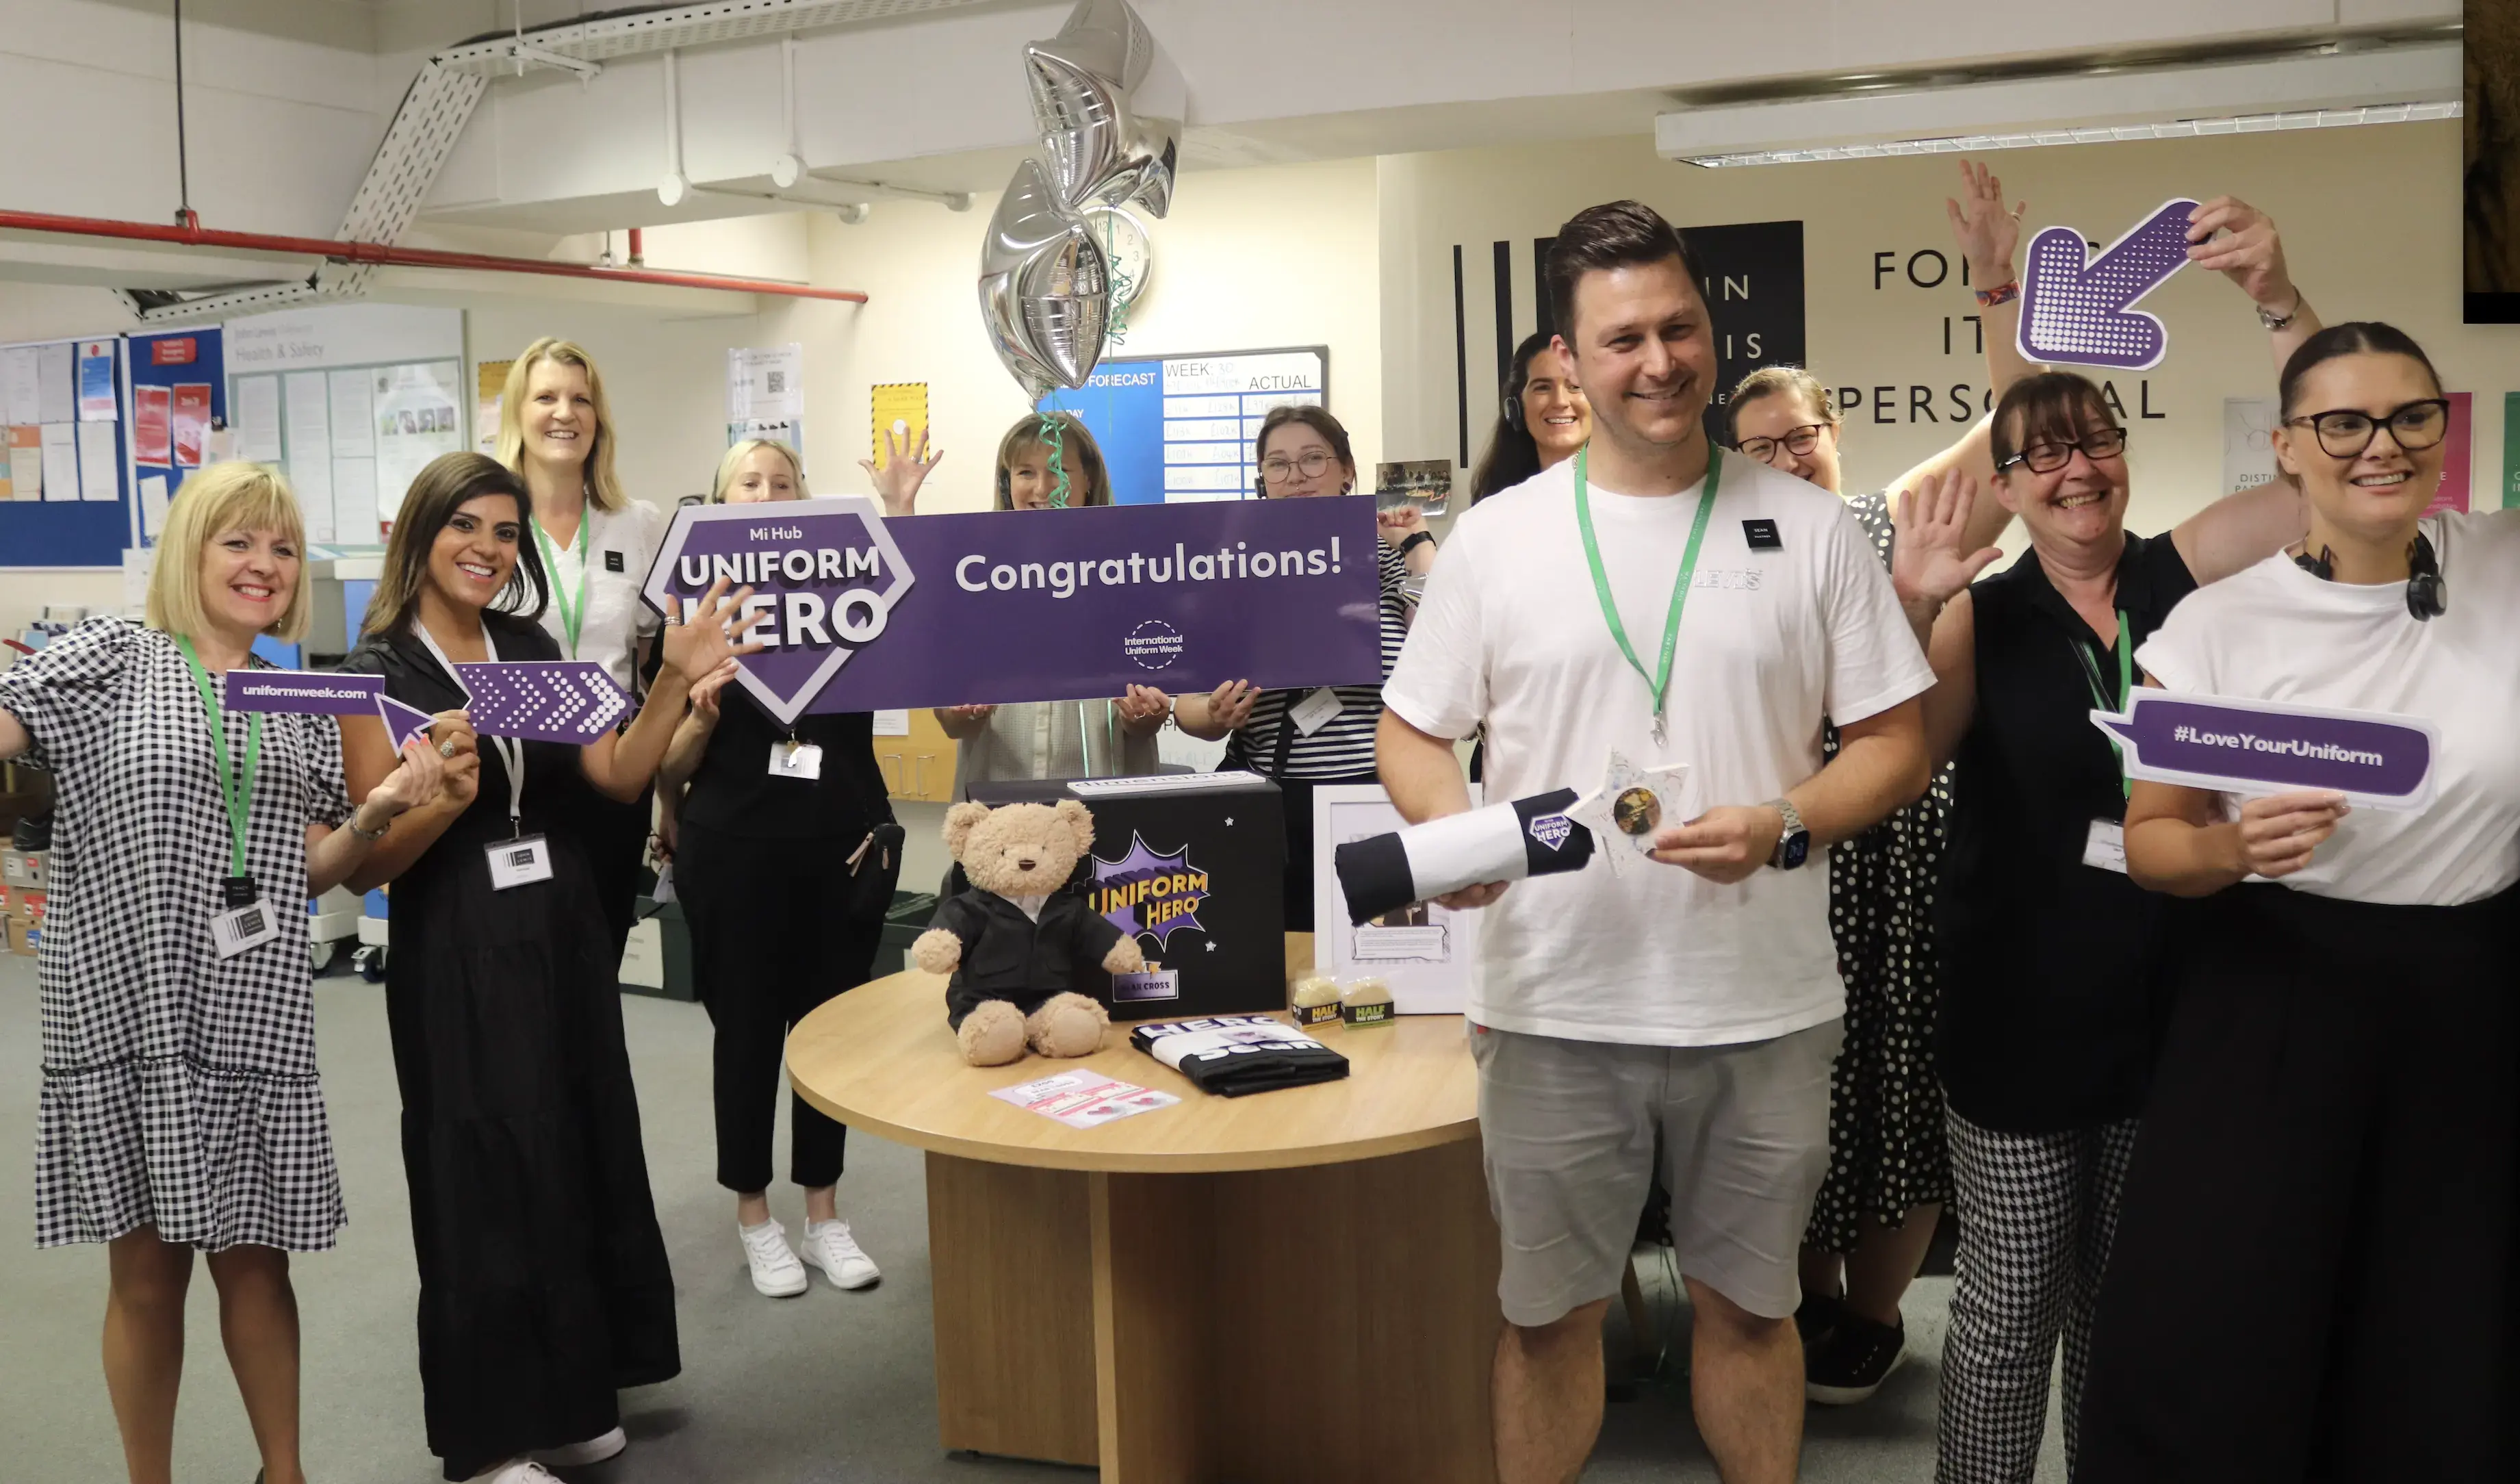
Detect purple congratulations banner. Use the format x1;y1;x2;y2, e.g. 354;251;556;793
2092;691;2437;810
2018;198;2197;372
643;496;1382;724
453;661;632;745
223;669;383;715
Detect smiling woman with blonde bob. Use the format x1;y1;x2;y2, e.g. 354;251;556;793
0;461;446;1484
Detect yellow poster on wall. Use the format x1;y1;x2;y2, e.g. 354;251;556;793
475;359;511;455
869;382;929;470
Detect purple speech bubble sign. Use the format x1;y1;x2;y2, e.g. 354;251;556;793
222;669;383;716
2091;691;2437;810
2018;198;2199;372
453;660;631;745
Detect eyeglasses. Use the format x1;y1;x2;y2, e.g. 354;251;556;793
2283;398;2450;460
1998;426;2129;475
1736;424;1826;465
1261;450;1339;483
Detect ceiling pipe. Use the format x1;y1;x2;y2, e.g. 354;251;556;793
0;207;866;302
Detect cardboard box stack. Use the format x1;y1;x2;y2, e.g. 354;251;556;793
3;847;46;958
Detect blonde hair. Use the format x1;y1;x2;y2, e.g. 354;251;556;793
496;337;626;512
146;462;312;642
710;439;810;503
994;411;1111;508
1727;365;1840;440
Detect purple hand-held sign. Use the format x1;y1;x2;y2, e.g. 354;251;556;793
223;669;383;715
2018;198;2199;372
376;695;437;750
2091;691;2437;811
454;661;632;745
642;495;1381;720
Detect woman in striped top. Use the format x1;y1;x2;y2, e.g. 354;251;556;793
1174;406;1432;928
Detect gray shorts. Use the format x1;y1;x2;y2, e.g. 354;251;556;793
1470;1019;1844;1327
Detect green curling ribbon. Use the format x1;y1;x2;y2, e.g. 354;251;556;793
1042;407;1070;509
1101;212;1131;352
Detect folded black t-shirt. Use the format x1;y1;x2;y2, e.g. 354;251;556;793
1129;1016;1350;1097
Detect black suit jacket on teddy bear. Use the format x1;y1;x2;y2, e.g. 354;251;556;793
929;887;1129;1029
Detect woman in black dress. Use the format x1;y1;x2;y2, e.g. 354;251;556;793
658;439;901;1300
337;452;755;1484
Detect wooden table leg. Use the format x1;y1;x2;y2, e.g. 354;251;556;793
925;1152;1101;1466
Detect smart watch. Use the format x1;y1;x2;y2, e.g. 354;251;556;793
1398;530;1436;558
1766;797;1811;871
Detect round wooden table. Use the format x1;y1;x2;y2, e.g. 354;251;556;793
788;934;1500;1483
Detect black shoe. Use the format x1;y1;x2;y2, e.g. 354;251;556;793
1805;1312;1905;1405
1793;1288;1847;1347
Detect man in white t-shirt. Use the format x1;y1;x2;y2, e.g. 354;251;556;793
1378;200;1934;1484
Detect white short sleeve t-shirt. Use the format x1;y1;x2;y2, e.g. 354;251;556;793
2135;509;2520;906
535;498;669;695
1382;452;1935;1047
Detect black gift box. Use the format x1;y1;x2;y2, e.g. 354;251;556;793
966;775;1287;1021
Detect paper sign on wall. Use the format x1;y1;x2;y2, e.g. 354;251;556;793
172;384;211;465
2222;398;2279;497
475;359;511;455
869;383;929;470
77;342;116;422
2506;392;2520;510
2429;392;2474;516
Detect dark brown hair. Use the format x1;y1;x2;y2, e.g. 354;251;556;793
2276;321;2443;417
1990;371;2119;470
1471;331;1554;502
1545;200;1702;342
1254;405;1355;494
995;411;1112;508
363;452;549;637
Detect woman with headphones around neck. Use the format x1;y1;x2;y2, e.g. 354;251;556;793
496;337;669;975
2075;324;2520;1481
1469;331;1592;502
1173;405;1428;930
928;412;1171;797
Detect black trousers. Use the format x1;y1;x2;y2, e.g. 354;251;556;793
677;819;893;1194
569;784;652;979
1266;771;1378;933
2078;883;2520;1483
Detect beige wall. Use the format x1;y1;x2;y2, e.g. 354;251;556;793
1380;120;2518;547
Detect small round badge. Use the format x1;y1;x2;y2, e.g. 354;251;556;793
1613;786;1661;836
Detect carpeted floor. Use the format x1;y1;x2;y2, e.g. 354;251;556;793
0;953;2063;1482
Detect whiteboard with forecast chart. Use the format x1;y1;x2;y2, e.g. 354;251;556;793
1036;346;1328;504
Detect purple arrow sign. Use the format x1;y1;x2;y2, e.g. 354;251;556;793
223;669;383;715
2019;198;2198;371
2091;691;2437;810
452;661;632;745
376;695;437;750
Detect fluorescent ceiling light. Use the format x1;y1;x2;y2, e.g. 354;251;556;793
1682;100;2461;168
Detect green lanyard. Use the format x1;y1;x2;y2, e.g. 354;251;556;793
2070;611;2135;801
530;514;589;658
1574;444;1722;745
175;637;266;879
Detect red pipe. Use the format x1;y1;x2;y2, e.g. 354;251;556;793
0;207;865;303
627;227;645;267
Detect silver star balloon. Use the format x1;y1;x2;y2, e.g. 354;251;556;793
1025;0;1183;218
977;156;1111;398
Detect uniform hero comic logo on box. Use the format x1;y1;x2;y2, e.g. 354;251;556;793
1090;833;1209;947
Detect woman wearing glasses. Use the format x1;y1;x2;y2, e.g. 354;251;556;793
1889;352;2315;1476
1174;405;1424;928
2078;326;2520;1481
1721;162;2037;1407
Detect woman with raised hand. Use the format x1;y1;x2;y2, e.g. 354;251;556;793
337;452;757;1484
658;440;899;1302
1468;331;1591;503
0;462;446;1484
2078;324;2520;1482
933;411;1170;797
496;337;670;973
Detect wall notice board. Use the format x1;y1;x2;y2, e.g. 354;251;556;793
128;325;229;553
1035;346;1328;505
0;336;133;570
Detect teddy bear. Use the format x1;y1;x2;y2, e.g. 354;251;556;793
912;797;1146;1067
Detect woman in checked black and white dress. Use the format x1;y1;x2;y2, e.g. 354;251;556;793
0;463;447;1484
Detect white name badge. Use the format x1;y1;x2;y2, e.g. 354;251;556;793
210;899;281;960
2083;819;2128;874
486;834;556;891
769;741;824;780
1289;686;1345;737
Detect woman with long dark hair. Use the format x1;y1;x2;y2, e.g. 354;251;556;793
1468;331;1591;502
337;452;754;1484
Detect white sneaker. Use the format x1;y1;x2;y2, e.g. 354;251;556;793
740;1218;810;1298
800;1218;881;1290
468;1461;563;1484
530;1425;627;1467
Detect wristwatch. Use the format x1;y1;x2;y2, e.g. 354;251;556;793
1398;530;1436;558
2257;294;2302;332
1766;797;1811;871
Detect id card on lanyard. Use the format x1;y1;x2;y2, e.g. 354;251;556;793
2071;611;2135;873
530;513;590;661
1574;445;1721;748
415;622;555;890
175;638;279;959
